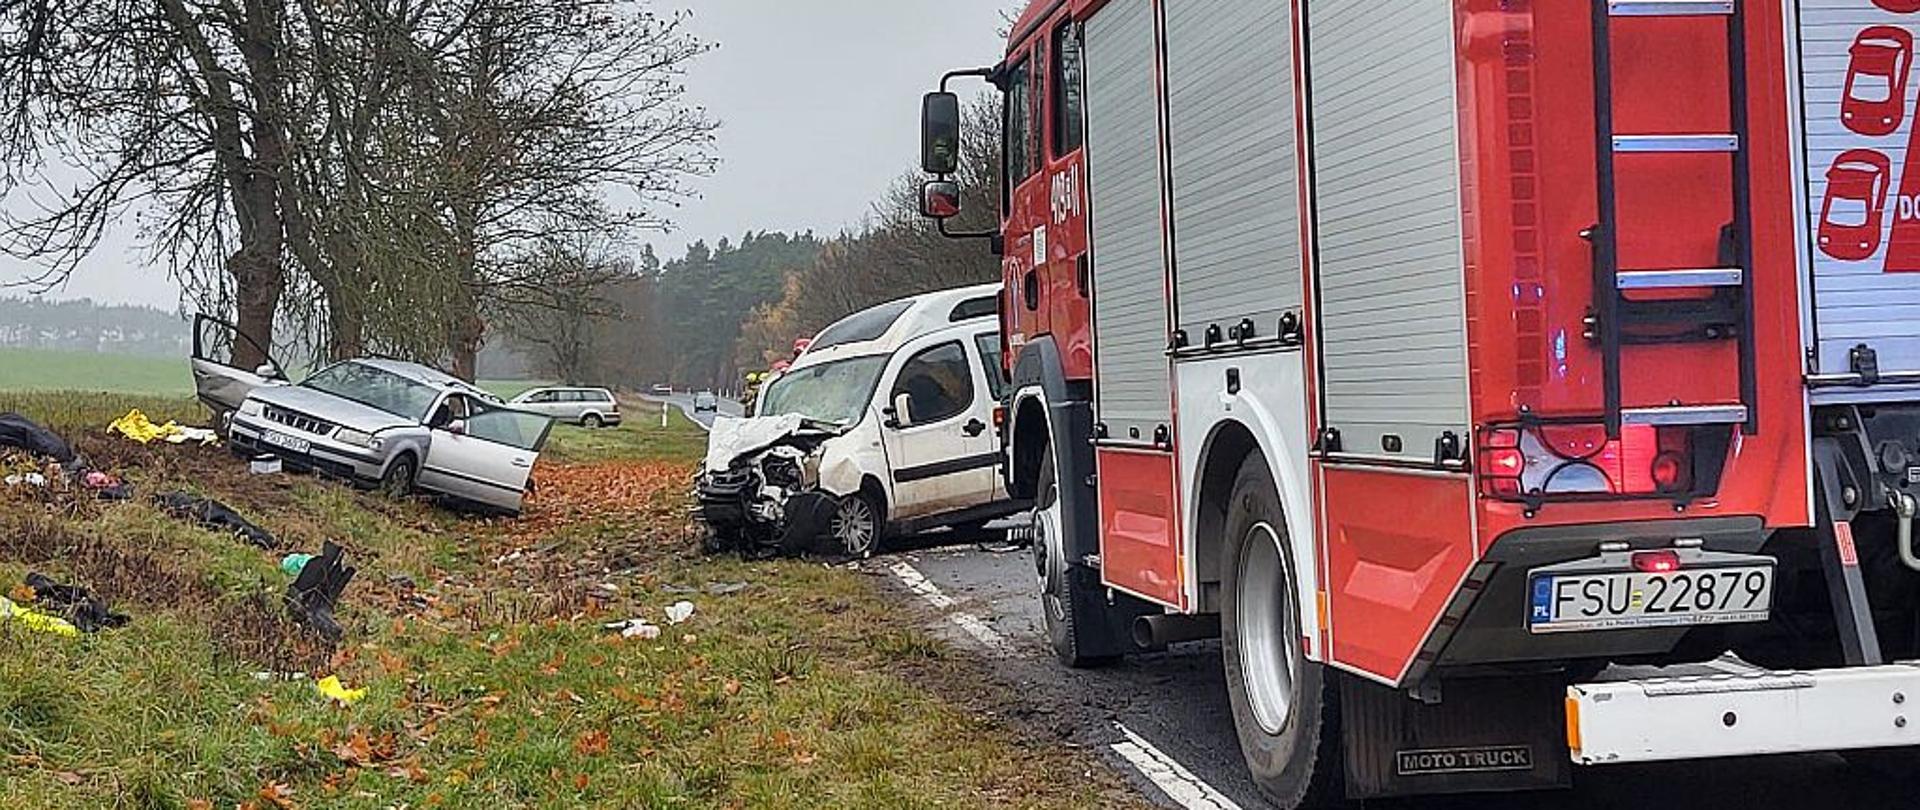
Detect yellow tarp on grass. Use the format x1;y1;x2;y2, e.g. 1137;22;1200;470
107;409;219;446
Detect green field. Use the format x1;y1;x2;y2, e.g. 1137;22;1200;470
0;348;193;396
0;347;547;402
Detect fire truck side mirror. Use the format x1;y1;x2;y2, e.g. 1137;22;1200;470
921;91;962;176
921;180;962;220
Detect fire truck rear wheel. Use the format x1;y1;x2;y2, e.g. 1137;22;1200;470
1034;438;1123;668
1221;452;1343;808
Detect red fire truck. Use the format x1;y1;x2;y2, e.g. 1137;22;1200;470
918;0;1920;806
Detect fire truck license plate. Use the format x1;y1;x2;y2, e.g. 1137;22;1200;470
1528;567;1773;634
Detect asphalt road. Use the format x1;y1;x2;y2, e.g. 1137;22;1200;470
635;391;742;429
878;542;1920;810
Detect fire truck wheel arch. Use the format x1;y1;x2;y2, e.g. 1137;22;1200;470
1177;354;1323;661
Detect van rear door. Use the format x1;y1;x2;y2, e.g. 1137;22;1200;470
1797;10;1920;391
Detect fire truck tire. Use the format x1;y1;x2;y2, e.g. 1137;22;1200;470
1221;452;1344;808
1034;439;1128;667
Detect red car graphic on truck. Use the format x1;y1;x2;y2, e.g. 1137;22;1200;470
1844;26;1913;136
1821;149;1893;261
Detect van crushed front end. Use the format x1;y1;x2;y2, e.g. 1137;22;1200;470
694;416;849;558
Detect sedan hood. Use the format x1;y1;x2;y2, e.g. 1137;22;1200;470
249;385;419;433
704;415;843;473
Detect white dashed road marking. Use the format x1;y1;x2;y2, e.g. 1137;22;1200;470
1111;724;1244;810
887;561;1014;656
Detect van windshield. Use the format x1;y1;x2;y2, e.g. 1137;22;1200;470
758;356;888;426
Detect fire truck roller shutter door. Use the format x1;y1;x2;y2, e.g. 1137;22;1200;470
1798;4;1920;386
1306;0;1471;462
1084;0;1173;445
1163;0;1303;342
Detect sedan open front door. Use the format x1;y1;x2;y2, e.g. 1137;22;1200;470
191;314;289;417
417;398;553;515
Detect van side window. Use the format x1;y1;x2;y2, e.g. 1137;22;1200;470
892;342;974;425
973;333;1009;401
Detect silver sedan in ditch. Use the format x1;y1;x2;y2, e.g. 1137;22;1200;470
219;359;553;515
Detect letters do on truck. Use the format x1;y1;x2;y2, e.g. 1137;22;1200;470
920;1;1920;805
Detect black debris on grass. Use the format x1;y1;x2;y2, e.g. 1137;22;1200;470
152;492;278;549
23;572;130;633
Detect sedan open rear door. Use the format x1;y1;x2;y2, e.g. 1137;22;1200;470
191;314;289;416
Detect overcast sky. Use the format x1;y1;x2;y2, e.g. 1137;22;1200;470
0;0;1011;310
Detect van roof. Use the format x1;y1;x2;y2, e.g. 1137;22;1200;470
793;283;999;368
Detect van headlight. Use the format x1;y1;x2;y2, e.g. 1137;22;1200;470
335;429;382;450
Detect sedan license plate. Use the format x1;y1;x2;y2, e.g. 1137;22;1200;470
1529;566;1773;634
261;430;311;455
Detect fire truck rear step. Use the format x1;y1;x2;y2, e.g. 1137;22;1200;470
1567;661;1920;765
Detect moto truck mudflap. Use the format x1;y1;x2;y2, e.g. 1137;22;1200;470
1567;661;1920;765
1341;674;1570;800
1799;6;1920;390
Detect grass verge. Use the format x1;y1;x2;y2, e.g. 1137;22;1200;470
0;392;1139;809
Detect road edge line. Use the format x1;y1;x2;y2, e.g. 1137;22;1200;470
886;561;1014;657
1111;723;1244;810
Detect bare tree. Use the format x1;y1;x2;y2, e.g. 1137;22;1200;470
0;0;717;375
494;227;633;384
0;0;303;368
733;95;1002;367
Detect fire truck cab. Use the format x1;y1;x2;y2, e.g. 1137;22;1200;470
922;0;1920;806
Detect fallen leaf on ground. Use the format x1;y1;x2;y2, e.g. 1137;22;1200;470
573;729;610;756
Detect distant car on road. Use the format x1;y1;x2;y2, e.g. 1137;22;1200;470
190;321;551;515
650;383;673;395
693;391;720;413
510;387;623;428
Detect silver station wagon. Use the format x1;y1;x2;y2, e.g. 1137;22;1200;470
509;387;623;427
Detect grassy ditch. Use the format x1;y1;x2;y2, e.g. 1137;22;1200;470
0;392;1138;809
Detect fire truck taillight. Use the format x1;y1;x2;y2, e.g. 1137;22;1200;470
1477;422;1709;502
1478;429;1526;497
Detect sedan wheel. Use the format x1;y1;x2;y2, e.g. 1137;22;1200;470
830;494;881;558
379;455;416;499
582;414;604;429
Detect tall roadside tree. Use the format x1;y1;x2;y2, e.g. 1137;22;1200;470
0;0;717;375
426;0;717;380
0;0;304;368
734;96;1002;368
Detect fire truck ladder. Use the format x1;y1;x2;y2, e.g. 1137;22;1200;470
1588;0;1758;439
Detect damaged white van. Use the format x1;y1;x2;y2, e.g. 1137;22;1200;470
697;283;1020;558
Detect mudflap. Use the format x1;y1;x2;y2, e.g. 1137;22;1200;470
1340;674;1570;800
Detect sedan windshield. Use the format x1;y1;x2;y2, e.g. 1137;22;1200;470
302;362;441;421
757;356;887;425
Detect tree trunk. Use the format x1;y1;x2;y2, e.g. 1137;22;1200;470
230;246;283;371
327;292;365;360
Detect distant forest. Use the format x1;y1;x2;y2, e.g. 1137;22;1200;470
0;297;189;357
